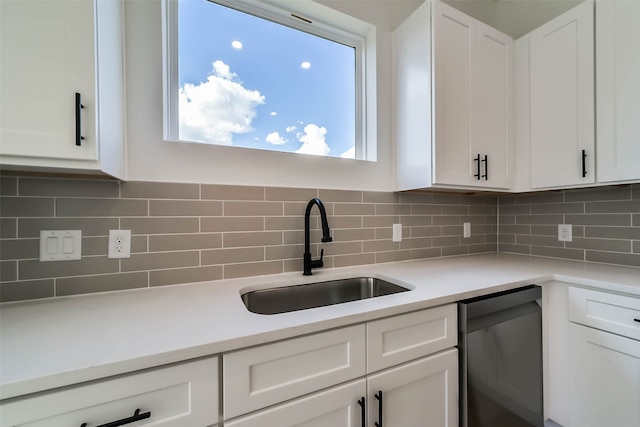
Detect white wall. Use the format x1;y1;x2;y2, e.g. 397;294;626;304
124;0;421;191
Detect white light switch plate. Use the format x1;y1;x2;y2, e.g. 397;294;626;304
392;224;402;242
40;230;82;261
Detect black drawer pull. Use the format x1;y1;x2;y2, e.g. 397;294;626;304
358;397;366;427
80;409;150;427
75;92;85;146
634;318;640;323
481;154;488;180
473;154;481;180
374;390;383;427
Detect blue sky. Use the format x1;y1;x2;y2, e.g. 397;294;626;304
178;0;356;158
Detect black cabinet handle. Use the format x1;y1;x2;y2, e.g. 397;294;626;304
358;397;366;427
75;92;85;146
473;154;481;180
634;318;640;323
481;154;488;180
374;390;383;427
581;149;587;177
80;409;150;427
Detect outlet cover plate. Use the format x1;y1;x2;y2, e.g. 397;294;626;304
558;224;572;242
108;229;131;258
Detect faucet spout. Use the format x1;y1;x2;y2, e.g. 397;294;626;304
303;198;332;275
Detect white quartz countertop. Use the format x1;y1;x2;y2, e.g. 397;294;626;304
1;253;639;400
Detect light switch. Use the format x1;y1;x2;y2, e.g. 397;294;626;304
46;237;58;254
40;230;82;261
63;236;74;254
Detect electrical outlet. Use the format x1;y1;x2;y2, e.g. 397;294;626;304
558;224;572;242
463;222;471;238
392;224;402;242
108;229;131;258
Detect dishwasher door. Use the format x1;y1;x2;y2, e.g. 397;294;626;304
459;285;543;427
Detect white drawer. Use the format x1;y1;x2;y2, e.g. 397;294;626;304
0;356;219;427
223;324;366;419
225;379;366;427
367;304;457;373
569;287;640;340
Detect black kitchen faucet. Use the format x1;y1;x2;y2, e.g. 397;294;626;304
303;198;332;275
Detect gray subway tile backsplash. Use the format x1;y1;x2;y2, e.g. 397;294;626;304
56;198;148;217
0;197;55;218
0;219;17;239
18;217;119;238
19;178;119;198
1;175;637;303
499;185;640;267
121;181;200;200
56;272;148;297
0;177;17;196
1;279;54;302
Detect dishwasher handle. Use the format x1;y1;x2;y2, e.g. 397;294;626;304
459;285;541;321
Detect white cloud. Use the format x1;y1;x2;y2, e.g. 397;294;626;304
231;40;243;50
270;111;277;116
301;61;311;69
295;124;330;156
266;132;287;145
179;60;265;145
340;146;355;159
286;125;297;133
212;60;235;80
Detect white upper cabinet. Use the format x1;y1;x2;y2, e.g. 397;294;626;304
528;0;595;189
476;22;514;189
595;0;640;183
395;0;514;191
432;2;477;188
0;0;125;179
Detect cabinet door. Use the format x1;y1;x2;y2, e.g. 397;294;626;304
0;0;97;161
596;0;640;183
367;304;457;373
569;323;640;427
367;348;458;427
224;325;366;419
432;1;478;187
0;357;219;427
529;0;594;188
226;380;366;427
477;22;513;189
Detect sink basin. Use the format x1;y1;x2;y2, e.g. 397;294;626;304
241;277;410;315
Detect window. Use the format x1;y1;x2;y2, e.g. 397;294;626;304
163;0;375;160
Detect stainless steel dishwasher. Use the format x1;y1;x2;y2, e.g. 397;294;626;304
459;285;543;427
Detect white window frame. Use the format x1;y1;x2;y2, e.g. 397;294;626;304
161;0;377;161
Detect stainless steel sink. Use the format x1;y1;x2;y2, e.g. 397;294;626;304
241;277;410;315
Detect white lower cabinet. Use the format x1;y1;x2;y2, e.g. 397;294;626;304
569;324;640;427
227;349;458;427
223;325;367;419
225;380;367;427
223;305;458;426
367;349;458;427
568;287;640;427
0;356;219;427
